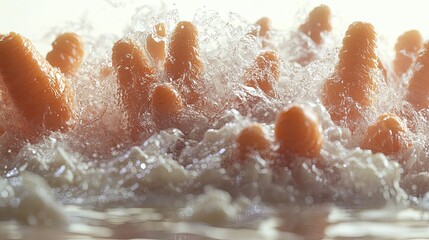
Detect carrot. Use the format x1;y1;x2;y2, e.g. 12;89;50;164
275;106;322;158
112;38;155;140
0;32;74;133
237;123;270;160
321;22;379;131
46;32;84;75
146;23;166;66
405;41;429;110
252;17;272;39
393;30;423;76
361;113;412;155
165;21;204;104
298;5;332;45
243;50;280;97
151;83;184;129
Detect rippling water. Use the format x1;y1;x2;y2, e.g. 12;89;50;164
2;205;429;239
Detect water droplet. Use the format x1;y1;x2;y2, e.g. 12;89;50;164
54;165;66;177
140;163;147;169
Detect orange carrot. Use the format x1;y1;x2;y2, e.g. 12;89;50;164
252;17;272;39
321;22;379;131
112;39;155;140
165;21;204;104
0;32;74;133
405;41;429;110
275;106;322;158
151;83;184;124
361;113;412;155
46;32;84;75
237;123;270;160
298;5;332;45
147;23;166;66
393;30;423;76
243;50;280;97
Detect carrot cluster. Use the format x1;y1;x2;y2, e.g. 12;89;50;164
1;4;425;165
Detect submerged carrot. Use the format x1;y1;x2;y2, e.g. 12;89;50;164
275;106;322;158
0;32;74;133
393;30;423;76
321;22;379;131
151;83;184;129
243;50;280;97
112;39;155;140
298;5;332;45
147;23;166;66
405;41;429;110
165;21;204;104
237;123;270;160
361;114;412;155
46;32;84;75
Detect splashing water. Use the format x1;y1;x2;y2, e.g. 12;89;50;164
1;2;429;239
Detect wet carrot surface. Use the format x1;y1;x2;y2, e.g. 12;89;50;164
243;50;280;97
165;21;204;104
405;41;429;110
253;17;272;39
151;83;184;129
147;23;166;66
0;6;423;168
321;22;379;131
298;4;332;45
112;38;156;140
275;106;322;158
237;123;270;160
393;30;423;76
0;32;74;133
361;114;412;155
46;32;84;75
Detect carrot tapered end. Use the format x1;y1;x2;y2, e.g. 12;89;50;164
275;106;322;158
46;32;84;75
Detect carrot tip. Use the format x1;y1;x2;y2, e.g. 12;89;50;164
151;83;184;122
237;123;270;159
405;41;429;110
393;30;423;76
252;17;272;39
244;50;280;97
165;21;204;104
321;22;378;131
147;23;166;65
112;38;155;139
46;32;84;75
299;4;332;45
274;106;322;158
361;113;412;155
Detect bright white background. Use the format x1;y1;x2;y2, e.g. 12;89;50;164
1;0;429;54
